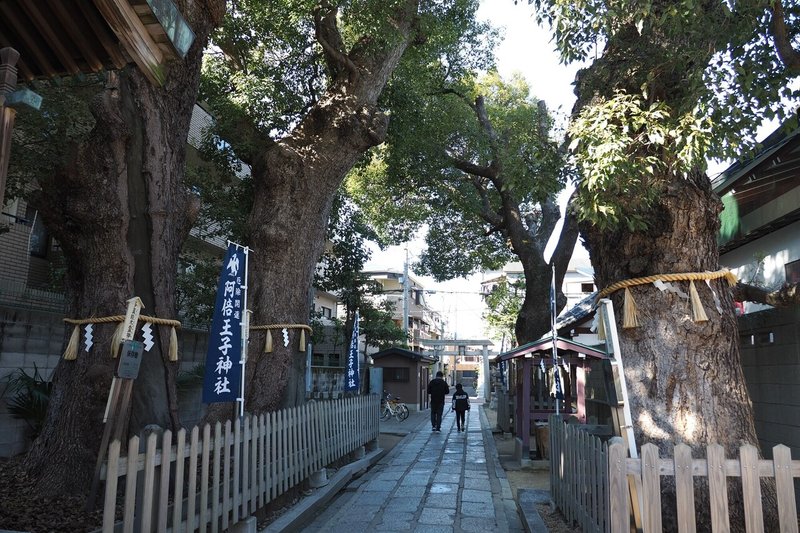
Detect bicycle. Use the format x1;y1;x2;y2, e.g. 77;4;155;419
380;391;409;421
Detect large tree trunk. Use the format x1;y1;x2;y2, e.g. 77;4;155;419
572;11;775;530
581;173;766;529
23;1;223;496
514;197;579;344
224;3;420;414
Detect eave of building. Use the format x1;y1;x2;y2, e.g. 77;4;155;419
0;0;194;87
714;121;800;253
712;124;799;196
371;347;438;364
497;336;607;362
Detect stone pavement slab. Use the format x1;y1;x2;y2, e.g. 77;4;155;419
286;401;525;533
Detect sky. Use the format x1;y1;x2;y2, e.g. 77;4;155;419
364;0;582;344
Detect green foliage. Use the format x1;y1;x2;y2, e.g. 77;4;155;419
314;192;407;349
176;253;225;328
482;278;523;346
2;364;53;438
352;71;566;280
7;78;100;200
569;92;713;230
200;0;491;161
533;0;800;230
361;300;409;351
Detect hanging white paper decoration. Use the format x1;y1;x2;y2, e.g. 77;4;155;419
142;322;154;352
83;324;94;352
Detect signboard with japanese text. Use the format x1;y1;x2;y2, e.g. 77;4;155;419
345;311;360;391
116;340;143;379
203;244;246;403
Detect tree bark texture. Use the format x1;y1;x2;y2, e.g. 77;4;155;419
573;6;776;529
232;2;420;414
581;173;767;529
23;1;224;496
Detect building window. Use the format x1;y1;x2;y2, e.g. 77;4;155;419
786;260;800;284
321;306;332;318
384;367;410;382
312;353;325;366
581;283;594;293
329;353;341;367
757;332;774;345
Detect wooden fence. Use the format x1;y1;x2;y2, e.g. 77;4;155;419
100;395;379;532
550;416;800;532
549;416;610;532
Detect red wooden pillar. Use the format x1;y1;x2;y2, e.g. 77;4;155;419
521;357;531;453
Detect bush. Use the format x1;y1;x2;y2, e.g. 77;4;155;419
2;364;53;439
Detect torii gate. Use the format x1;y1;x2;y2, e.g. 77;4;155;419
420;339;494;402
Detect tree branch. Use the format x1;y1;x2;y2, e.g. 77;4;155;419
449;156;495;179
549;191;580;275
313;2;360;81
770;0;800;74
733;281;800;307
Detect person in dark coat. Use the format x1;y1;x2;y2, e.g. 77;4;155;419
427;371;449;431
451;383;470;432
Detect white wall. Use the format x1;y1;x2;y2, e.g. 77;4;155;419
720;220;800;314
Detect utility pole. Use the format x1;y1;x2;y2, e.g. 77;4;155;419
402;245;409;340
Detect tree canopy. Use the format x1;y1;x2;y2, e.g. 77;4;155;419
349;71;578;342
532;0;800;231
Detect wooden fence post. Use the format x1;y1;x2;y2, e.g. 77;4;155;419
607;437;629;533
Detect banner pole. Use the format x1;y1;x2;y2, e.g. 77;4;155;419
238;245;250;420
551;266;560;416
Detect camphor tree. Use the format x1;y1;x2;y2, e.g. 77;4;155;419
531;0;800;528
350;72;579;344
9;1;225;495
200;0;490;413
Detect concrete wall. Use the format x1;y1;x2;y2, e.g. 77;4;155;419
738;306;800;456
0;305;213;457
0;307;64;456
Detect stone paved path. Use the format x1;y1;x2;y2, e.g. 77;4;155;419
299;402;524;532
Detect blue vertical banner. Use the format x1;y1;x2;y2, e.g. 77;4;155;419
203;244;246;403
345;311;360;391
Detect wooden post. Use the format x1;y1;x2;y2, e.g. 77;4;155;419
521;357;532;455
576;365;586;423
86;297;144;510
607;437;630;533
0;47;19;212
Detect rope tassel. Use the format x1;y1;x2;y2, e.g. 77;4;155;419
299;329;306;352
63;324;80;360
622;288;641;328
264;330;273;353
169;326;179;361
689;280;708;322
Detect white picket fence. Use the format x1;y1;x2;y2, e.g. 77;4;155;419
550;415;800;532
100;395;380;532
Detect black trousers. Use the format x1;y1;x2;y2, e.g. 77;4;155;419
455;409;466;429
431;401;445;429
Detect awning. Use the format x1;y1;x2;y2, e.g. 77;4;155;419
497;336;607;362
